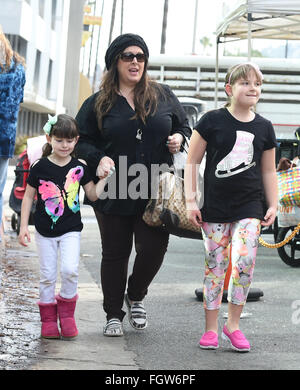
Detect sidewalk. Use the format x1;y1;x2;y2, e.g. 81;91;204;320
1;166;138;371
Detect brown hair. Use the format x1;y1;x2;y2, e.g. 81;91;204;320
94;54;164;130
0;25;25;71
42;114;79;157
224;63;263;108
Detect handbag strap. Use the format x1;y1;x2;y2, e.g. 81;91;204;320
160;158;182;209
170;154;183;180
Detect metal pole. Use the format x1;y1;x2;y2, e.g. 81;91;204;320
108;0;117;45
285;40;288;58
160;0;168;54
214;36;219;108
247;12;252;61
192;0;198;54
92;0;105;92
88;1;97;78
120;0;124;34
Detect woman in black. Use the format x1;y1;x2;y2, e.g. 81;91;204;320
75;33;191;336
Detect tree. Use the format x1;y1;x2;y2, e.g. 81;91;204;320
224;48;263;57
199;36;212;56
160;0;169;54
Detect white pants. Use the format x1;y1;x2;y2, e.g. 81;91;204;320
35;231;81;303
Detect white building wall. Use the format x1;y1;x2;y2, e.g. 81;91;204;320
0;0;84;136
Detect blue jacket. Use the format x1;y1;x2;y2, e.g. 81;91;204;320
0;59;26;158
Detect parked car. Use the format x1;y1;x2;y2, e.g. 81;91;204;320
178;97;206;129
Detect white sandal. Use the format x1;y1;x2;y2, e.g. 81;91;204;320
103;318;123;337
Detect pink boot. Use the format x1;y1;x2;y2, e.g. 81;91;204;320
38;301;60;339
56;294;78;339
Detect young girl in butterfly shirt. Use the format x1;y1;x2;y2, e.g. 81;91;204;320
185;63;278;352
19;114;107;340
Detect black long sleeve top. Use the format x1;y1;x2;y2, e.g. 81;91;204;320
75;83;191;215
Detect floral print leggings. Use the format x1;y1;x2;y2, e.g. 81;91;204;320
201;218;261;310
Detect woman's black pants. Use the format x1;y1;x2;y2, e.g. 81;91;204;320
94;210;169;321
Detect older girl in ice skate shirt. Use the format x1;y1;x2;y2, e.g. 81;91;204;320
185;63;277;352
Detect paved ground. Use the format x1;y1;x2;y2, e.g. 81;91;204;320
1;165;300;376
0;166;137;371
0;226;138;371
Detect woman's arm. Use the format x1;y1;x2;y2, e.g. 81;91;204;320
171;117;192;140
184;130;207;227
75;94;107;173
18;184;36;246
162;84;192;150
261;147;277;226
76;95;116;180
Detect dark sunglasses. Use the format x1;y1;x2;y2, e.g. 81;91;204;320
119;52;146;63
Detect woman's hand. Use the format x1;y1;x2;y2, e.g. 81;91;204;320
96;156;115;179
167;133;184;154
261;206;277;227
277;157;292;171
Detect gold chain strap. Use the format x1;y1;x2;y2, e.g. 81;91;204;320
259;222;300;249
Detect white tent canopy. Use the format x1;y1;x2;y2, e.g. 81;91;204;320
217;0;300;42
214;0;300;106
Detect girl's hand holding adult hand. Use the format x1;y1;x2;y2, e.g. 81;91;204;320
261;206;277;227
167;133;184;154
96;156;115;179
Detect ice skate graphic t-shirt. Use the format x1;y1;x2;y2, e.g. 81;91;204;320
27;157;92;237
195;108;277;223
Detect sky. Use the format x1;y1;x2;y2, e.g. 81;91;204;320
81;0;293;75
82;0;226;72
101;0;224;55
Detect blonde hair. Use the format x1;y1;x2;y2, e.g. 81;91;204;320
0;24;25;71
224;63;263;107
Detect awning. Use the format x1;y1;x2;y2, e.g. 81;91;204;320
214;0;300;106
217;0;300;42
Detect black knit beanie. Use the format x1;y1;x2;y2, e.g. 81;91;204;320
105;33;149;70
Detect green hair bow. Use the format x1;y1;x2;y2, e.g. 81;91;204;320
43;114;58;135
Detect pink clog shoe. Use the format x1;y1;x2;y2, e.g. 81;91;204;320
199;331;219;349
222;324;250;352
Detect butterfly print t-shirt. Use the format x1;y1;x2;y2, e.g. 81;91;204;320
27;157;92;237
194;108;277;223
